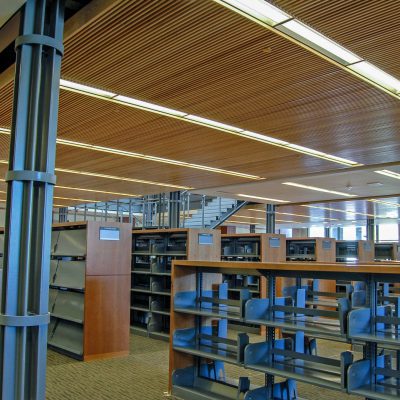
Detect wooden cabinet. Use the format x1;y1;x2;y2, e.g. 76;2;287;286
49;221;131;361
131;228;220;340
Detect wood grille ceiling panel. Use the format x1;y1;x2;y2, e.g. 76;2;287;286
0;0;399;204
274;0;400;78
57;0;400;166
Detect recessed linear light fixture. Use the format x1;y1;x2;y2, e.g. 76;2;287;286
368;199;400;208
246;208;339;221
214;1;400;100
58;80;359;167
301;204;376;218
56;185;141;198
236;193;289;203
0;127;262;180
55;167;192;190
375;170;400;180
1;190;101;204
0;159;191;190
283;182;357;198
235;215;304;224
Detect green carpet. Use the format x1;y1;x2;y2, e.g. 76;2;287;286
46;334;361;399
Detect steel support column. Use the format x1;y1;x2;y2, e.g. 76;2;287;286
366;218;375;241
324;227;330;238
168;191;181;228
265;204;276;234
249;224;256;233
0;1;65;398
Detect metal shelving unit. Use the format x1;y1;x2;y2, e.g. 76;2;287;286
375;242;400;261
169;260;400;400
336;240;374;263
131;228;220;340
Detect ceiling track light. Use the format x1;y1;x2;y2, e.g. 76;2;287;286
57;75;360;167
283;182;357;197
214;0;400;100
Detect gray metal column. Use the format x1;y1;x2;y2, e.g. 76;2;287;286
168;191;181;228
356;226;362;240
58;207;68;222
324;227;330;237
265;204;276;234
337;226;343;240
366;218;375;241
0;1;65;398
250;224;256;233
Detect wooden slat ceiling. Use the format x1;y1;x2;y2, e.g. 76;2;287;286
0;0;399;206
274;0;400;78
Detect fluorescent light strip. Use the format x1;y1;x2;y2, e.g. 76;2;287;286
56;185;140;198
235;214;305;224
1;190;99;204
283;182;357;198
0;127;261;180
56;138;262;180
0;159;191;190
236;193;289;203
58;78;360;166
55;167;192;190
375;170;400;180
301;205;375;218
214;1;400;99
368;199;400;208
54;196;100;203
246;208;338;221
227;219;261;225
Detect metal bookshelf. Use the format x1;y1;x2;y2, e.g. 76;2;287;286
169;260;400;400
130;228;220;341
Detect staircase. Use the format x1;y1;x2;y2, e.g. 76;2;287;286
183;197;244;228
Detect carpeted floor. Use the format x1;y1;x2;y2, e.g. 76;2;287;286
46;334;361;399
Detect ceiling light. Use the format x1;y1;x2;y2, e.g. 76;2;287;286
1;128;261;180
214;0;290;26
276;219;303;224
0;158;191;190
236;193;289;203
368;199;400;208
226;219;259;225
60;79;116;98
286;144;359;165
301;205;375;218
54;78;362;167
283;182;357;197
349;62;400;94
277;20;361;65
241;131;289;145
55;167;192;190
184;115;244;133
246;208;338;221
375;170;400;180
56;185;140;198
213;0;400;101
56;138;263;180
114;95;188;117
53;196;100;203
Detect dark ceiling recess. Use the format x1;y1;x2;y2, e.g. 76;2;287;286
0;0;91;74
